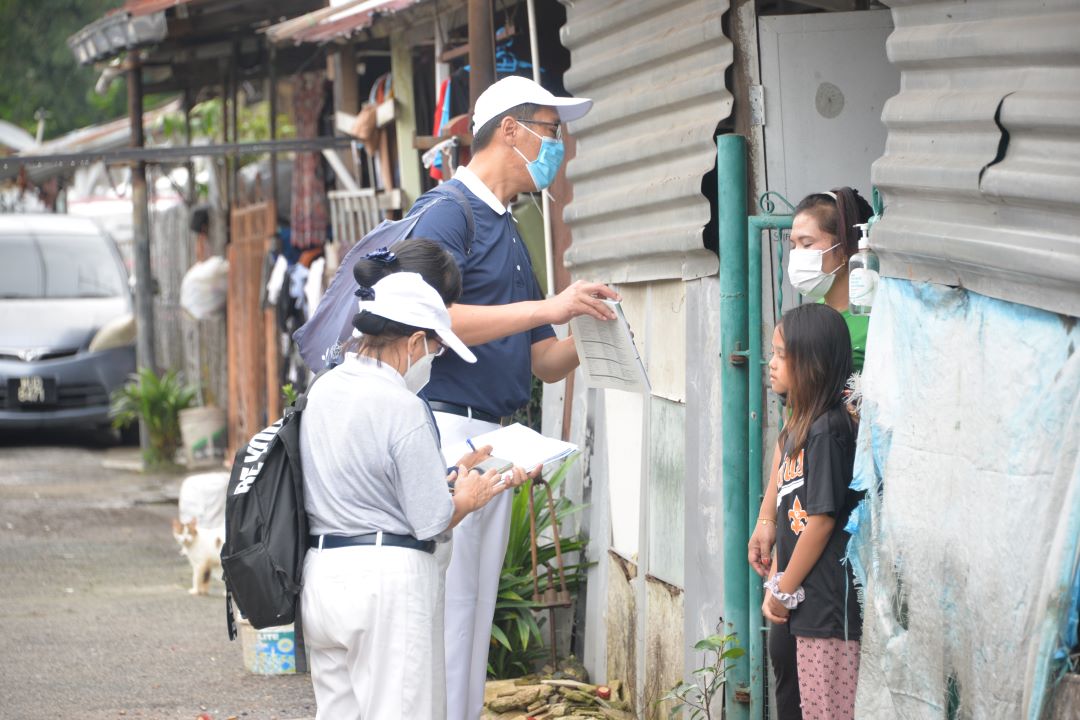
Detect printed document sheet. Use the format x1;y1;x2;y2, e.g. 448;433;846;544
570;299;650;393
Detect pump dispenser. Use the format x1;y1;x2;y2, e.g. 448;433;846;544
848;223;879;316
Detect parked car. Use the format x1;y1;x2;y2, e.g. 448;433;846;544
0;214;136;432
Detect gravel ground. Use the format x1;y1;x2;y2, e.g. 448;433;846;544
0;429;316;720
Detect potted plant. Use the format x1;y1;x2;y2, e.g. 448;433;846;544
110;368;198;469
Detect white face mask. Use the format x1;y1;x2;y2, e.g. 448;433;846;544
403;337;436;394
787;243;841;301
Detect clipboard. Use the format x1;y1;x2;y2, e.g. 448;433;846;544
570;299;651;393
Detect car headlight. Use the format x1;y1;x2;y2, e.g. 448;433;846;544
88;314;136;353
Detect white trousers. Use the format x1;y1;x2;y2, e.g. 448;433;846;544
301;544;444;720
435;412;509;720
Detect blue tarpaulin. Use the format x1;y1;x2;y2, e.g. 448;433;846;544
846;278;1080;719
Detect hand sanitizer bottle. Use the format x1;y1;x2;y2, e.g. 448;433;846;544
848;223;879;316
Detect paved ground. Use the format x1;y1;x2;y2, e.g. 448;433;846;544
0;429;316;720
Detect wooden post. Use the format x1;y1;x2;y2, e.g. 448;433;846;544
268;42;279;239
467;0;495;111
334;42;361;178
128;53;156;374
390;30;422;206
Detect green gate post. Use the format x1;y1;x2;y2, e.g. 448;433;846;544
718;133;750;720
747;211;794;719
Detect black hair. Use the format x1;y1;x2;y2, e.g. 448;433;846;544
776;303;853;455
792;187;873;260
345;237;459;358
348;310;438;361
352;237;462;305
471;102;543;152
189;204;210;234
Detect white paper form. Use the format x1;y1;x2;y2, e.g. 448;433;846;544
569;299;651;393
441;423;578;472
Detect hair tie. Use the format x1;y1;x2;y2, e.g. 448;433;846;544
354;284;375;301
823;191;838;201
365;248;397;265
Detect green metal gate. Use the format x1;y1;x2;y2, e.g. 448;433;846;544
718;134;795;720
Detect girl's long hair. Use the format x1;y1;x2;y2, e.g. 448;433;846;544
777;304;853;454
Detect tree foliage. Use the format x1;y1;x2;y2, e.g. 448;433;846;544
0;0;129;140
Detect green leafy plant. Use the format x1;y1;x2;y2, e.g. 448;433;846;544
281;383;299;407
488;455;591;679
110;368;198;469
658;622;744;720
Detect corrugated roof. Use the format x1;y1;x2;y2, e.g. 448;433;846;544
872;0;1080;317
123;0;199;17
560;0;732;283
266;0;421;45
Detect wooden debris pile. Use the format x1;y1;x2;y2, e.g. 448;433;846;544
482;678;633;719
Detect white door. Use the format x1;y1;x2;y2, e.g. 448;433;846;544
759;9;899;208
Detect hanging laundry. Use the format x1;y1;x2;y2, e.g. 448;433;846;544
290;71;329;249
430;77;451;181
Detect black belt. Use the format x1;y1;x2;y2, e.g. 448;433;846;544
309;532;435;554
428;400;508;425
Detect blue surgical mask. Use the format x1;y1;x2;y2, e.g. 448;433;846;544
513;121;565;191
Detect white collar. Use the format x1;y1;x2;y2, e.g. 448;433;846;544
343;352;406;388
454;165;511;215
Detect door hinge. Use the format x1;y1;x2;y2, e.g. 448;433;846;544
749;85;765;127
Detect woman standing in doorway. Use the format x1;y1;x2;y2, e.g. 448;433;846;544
748;187;873;718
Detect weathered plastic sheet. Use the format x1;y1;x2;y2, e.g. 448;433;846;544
846;278;1080;719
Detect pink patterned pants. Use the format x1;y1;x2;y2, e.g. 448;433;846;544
795;636;861;720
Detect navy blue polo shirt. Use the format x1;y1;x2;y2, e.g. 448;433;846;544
408;170;554;418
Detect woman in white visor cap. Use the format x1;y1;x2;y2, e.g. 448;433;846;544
298;271;532;719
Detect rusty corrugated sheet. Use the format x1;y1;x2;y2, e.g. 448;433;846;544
266;0;421;45
123;0;199;17
560;0;732;284
872;0;1080;317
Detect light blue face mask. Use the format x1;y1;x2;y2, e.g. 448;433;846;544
513;121;565;191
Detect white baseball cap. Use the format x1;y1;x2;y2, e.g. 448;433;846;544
355;272;476;363
472;76;592;134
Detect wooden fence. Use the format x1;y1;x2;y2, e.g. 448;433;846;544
226;199;280;451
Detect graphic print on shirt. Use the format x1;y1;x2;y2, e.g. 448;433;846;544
777;448;808;535
776;448;805;503
788;496;808;535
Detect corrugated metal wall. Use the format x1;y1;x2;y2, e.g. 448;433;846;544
873;0;1080;317
560;0;732;283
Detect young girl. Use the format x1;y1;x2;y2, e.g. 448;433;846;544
763;303;862;720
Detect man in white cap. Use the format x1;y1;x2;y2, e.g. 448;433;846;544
404;76;618;719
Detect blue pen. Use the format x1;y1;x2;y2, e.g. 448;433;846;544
466;438;476;452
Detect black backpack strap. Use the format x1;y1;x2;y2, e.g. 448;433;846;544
439;183;477;256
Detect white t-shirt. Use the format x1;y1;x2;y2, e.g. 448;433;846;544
300;354;454;541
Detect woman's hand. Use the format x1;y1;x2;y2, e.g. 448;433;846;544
748;520;776;578
454;443;493;471
450;465;503;514
762;590;790;624
500;463;543;490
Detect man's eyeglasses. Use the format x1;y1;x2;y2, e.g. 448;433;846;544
519;119;562;140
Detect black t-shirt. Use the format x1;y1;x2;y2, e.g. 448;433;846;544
775;404;862;640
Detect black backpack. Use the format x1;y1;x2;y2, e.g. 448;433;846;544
221;391;312;637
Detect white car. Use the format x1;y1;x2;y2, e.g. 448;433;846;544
0;214;136;431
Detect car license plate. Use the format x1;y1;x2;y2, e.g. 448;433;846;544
10;376;56;406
